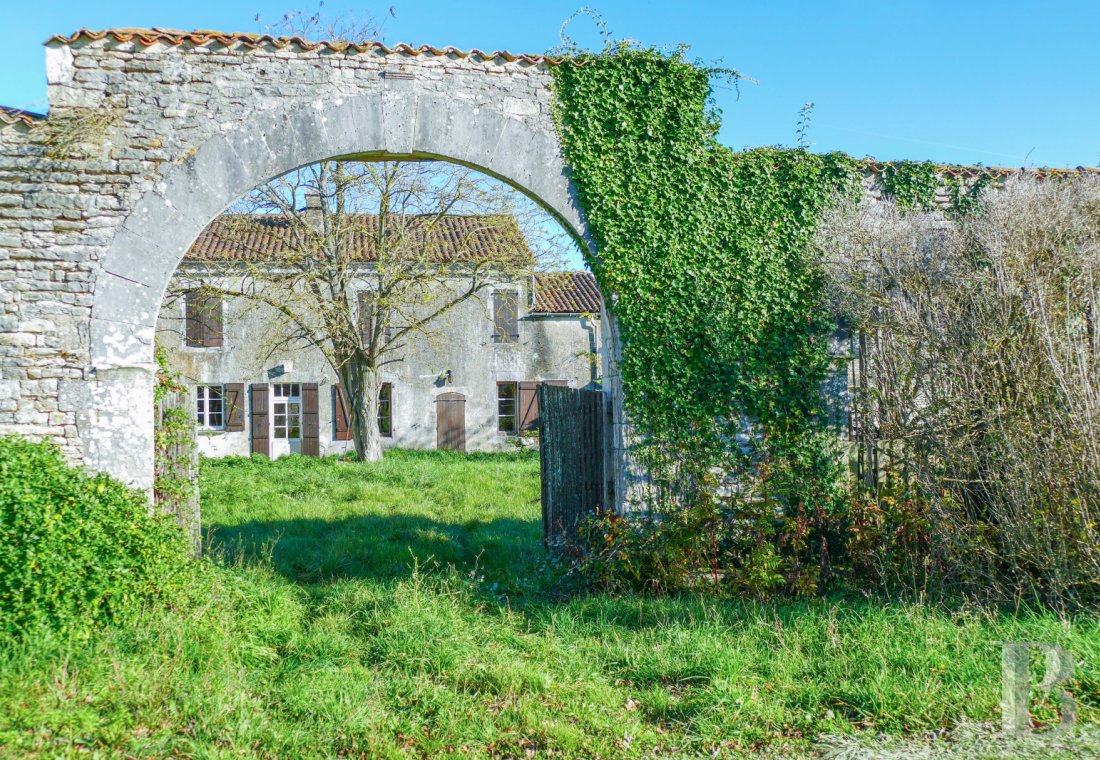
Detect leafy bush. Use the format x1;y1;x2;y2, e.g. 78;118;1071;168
0;436;197;637
574;484;837;599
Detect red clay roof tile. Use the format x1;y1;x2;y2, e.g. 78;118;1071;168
183;213;532;264
46;28;579;66
532;271;601;314
0;106;45;127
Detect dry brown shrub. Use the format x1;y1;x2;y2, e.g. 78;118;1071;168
816;176;1100;608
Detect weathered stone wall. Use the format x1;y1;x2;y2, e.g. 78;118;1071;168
0;31;631;502
5;31;1058;507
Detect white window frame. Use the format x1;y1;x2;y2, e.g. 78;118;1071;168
496;381;518;435
196;384;226;430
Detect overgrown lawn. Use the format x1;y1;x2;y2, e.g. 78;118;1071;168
0;451;1097;757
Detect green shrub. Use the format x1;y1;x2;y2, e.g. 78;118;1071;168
0;436;196;637
574;484;835;599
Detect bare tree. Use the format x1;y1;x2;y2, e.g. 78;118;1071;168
175;159;557;461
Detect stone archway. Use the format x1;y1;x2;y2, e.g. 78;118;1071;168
0;30;625;504
87;93;602;490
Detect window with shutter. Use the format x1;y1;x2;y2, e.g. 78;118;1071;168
497;382;518;433
185;290;223;347
359;290;394;347
334;383;394;440
492;290;520;344
357;290;373;346
379;383;393;437
195;385;225;429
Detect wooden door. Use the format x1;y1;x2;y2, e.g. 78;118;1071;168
435;392;466;451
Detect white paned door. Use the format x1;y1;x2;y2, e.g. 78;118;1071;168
271;383;302;457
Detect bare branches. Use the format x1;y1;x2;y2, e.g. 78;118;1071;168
816;176;1100;606
255;2;390;44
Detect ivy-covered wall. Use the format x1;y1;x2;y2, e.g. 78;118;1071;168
548;44;1065;512
551;45;859;509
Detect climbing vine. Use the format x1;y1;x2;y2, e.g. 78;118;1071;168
878;159;992;216
879;160;940;211
154;344;197;529
550;43;860;519
943;171;993;217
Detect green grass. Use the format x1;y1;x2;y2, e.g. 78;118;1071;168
1;450;1098;757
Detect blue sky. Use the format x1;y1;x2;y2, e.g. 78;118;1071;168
2;1;1098;168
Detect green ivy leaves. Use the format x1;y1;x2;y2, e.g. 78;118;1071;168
550;46;857;507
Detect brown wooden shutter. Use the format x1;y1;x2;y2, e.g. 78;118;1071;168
225;383;245;431
203;294;223;347
185;291;203;347
518;381;540;432
493;291;519;343
302;383;320;456
184;290;223;347
250;383;270;457
333;384;352;441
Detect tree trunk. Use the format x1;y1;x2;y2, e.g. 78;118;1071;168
338;355;383;462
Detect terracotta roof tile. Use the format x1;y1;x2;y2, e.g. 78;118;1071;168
0;106;45;127
184;213;532;264
47;28;581;66
532;271;601;314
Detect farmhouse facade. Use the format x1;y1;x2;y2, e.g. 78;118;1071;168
157;212;601;455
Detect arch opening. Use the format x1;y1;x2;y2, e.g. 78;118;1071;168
82;91;626;496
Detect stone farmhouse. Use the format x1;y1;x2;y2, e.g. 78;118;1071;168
156;212;602;456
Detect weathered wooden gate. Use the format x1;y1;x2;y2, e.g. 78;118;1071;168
538;384;609;545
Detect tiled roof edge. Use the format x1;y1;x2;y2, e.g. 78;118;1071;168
863;159;1100;180
532;271;602;314
46;28;581;66
0;106;46;127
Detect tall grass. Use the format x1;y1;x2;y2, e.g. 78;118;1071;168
0;451;1096;757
